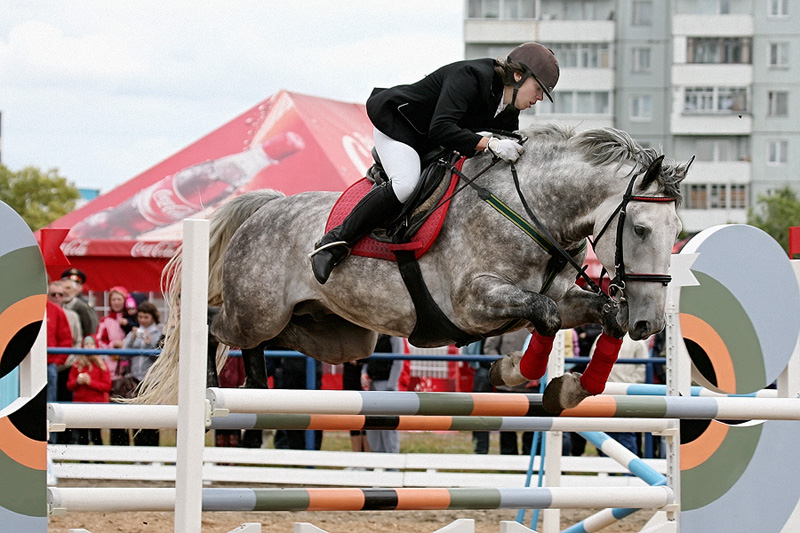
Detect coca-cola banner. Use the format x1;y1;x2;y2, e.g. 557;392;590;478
39;91;375;292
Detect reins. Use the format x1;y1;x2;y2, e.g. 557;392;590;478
399;134;676;304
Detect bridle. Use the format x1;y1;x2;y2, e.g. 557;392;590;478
443;136;677;306
589;162;676;303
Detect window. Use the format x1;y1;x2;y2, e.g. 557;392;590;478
468;0;535;19
631;95;652;120
709;184;727;208
683;87;748;114
769;0;789;17
730;185;747;209
546;43;611;68
682;184;748;210
693;137;749;162
533;91;610;115
768;92;789;117
632;1;652;25
632;47;651;72
769;42;790;68
767;140;788;165
687;37;751;64
685;184;708;209
684;87;715;113
717;87;747;112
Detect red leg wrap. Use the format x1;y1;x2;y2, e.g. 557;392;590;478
580;333;624;395
519;331;555;380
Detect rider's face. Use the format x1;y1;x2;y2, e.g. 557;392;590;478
512;75;545;110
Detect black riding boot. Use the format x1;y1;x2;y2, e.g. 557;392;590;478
311;183;404;284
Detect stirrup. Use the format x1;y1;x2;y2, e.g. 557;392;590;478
307;240;348;259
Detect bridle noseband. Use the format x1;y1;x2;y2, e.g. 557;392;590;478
589;168;676;303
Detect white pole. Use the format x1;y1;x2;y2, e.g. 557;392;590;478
174;219;209;533
542;330;565;533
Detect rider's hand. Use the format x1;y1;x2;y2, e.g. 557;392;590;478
486;138;524;162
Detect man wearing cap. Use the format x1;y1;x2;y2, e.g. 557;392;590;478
310;42;559;284
61;268;99;338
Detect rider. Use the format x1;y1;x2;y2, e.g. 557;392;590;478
310;42;560;284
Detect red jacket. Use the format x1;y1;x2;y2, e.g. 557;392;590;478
47;301;73;365
67;362;112;403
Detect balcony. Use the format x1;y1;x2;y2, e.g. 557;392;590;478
464;19;614;44
682;161;751;184
672;14;753;37
671;113;752;135
672;64;753;86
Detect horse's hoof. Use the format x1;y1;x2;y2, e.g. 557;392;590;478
542;372;592;414
489;351;527;387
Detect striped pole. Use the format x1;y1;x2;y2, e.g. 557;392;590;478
602;382;778;398
213;413;671;433
560;432;668;533
207;388;800;420
48;486;674;513
48;403;669;433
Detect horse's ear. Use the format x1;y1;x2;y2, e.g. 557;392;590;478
640;155;665;190
680;156;696;183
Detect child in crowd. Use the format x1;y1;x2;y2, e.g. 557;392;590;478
66;335;111;445
123;301;163;446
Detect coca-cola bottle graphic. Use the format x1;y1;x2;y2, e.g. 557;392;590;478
71;131;305;239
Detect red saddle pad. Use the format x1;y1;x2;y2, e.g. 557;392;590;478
325;158;465;261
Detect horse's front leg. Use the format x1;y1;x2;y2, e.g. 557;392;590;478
543;286;627;413
456;275;561;389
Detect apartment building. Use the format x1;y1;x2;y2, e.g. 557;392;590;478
464;0;800;232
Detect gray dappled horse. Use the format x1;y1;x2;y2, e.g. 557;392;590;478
136;123;689;410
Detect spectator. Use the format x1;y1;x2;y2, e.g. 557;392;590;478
46;282;76;444
482;329;536;455
123;301;163;447
343;358;370;453
569;323;602;456
215;357;246;449
66;335;110;446
467;339;492;453
590;334;649;456
361;335;404;454
96;286;131;445
96;286;129;350
121;295;140;335
273;351;323;450
51;281;83;348
60;268;98;340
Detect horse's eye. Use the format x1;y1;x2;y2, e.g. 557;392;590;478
634;225;648;238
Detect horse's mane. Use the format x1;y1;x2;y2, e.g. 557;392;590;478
520;123;683;204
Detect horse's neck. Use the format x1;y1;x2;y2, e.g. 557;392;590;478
515;161;623;246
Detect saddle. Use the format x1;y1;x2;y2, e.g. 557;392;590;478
324;149;488;347
325;149;463;261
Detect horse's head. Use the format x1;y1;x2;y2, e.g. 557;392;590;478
585;132;691;340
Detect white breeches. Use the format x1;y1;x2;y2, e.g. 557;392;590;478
373;127;421;204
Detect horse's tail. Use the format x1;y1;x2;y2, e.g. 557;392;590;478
131;190;285;404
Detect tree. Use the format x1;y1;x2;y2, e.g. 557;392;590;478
0;164;81;230
747;186;800;256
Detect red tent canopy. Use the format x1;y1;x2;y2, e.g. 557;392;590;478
38;91;375;292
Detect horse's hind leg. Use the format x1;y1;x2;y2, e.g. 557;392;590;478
241;342;269;389
207;307;221;388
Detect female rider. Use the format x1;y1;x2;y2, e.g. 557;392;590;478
310;42;560;284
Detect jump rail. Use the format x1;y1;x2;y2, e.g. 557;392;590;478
207;388;800;420
48;402;671;433
48;486;674;513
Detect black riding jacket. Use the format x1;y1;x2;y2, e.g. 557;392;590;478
366;58;520;158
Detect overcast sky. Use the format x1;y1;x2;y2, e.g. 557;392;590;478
0;1;464;192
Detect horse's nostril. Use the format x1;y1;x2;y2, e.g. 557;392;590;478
632;321;650;339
